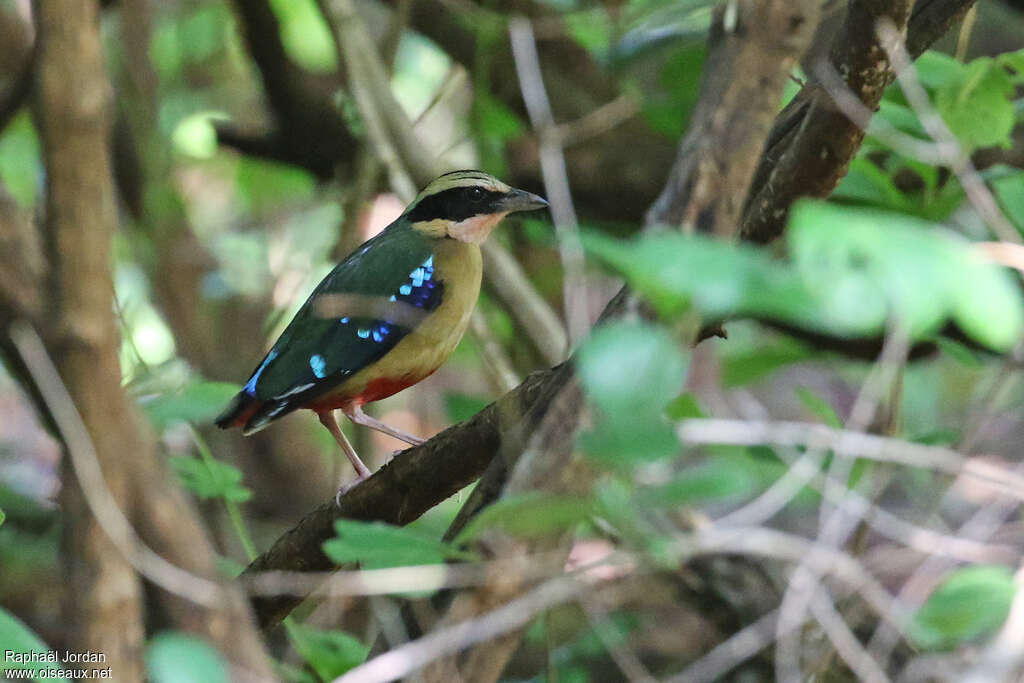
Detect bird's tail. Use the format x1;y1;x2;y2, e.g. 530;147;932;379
214;391;262;430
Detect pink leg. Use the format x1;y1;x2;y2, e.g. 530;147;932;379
343;404;425;446
318;411;372;503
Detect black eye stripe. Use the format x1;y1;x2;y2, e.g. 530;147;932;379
405;186;506;222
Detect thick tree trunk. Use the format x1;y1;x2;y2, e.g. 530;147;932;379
34;0;145;677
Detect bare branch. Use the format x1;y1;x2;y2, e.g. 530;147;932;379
739;0;974;243
678;418;1024;499
509;16;589;348
244;363;573;629
647;0;822;235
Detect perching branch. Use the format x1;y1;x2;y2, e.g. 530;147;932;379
244;363;572;629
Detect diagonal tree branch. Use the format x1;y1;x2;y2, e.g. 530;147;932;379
245;363;572;629
646;0;821;234
739;0;976;243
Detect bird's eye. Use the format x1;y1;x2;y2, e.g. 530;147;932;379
466;187;485;202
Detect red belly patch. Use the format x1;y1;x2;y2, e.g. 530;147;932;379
305;367;440;413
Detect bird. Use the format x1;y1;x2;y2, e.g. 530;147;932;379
215;170;548;494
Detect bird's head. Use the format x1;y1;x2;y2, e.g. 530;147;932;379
404;170;549;244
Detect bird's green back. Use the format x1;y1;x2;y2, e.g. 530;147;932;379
241;218;441;410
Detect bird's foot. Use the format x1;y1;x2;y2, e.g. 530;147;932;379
334;474;369;506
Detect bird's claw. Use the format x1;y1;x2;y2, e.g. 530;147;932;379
334;475;368;506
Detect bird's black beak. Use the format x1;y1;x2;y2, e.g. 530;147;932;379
499;188;549;213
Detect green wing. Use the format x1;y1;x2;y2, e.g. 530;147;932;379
237;219;441;425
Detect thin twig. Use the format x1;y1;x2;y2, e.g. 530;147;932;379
877;20;1020;244
669;609;781;683
9;321;225;607
580;595;658;683
554;95;640;148
334;573;604;683
470;309;521;393
868;458;1024;668
677;418;1024;499
809;590;891;683
716;445;1016;565
480;241;568;366
509;16;589;350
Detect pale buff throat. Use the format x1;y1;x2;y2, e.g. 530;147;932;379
448;212;509;244
415;212;510;244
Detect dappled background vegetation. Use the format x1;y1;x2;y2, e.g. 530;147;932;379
3;0;1024;681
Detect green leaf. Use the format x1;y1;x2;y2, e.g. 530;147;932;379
577;321;688;417
453;493;594;545
0;506;5;528
871;99;927;139
141;381;241;429
991;168;1024;234
794;386;842;428
949;247;1024;351
935;57;1016;151
721;342;811;387
635;460;754;508
664;393;704;420
998;48;1024;81
788;202;951;338
586;202;1024;353
790;201;1024;350
577;321;688;463
322;520;468;569
170;456;252;503
0;112;41;209
578;416;681;466
146;632;229;683
565;10;611;53
0;607;69;682
288;624;369;681
583;231;791;321
832;157;913;212
236;157;316;214
909;565;1016;650
913;51;965;91
267;0;336;72
474;92;524;142
935;337;983;367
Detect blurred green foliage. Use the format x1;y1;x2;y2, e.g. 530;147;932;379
585;201;1024;349
322;519;472;569
0;607;69;682
286;624;369;682
909;565;1017;650
146;632;230;683
1;0;1023;678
